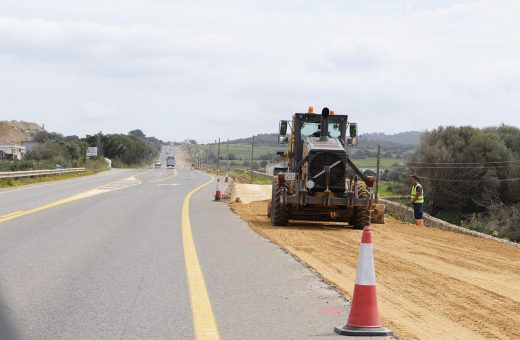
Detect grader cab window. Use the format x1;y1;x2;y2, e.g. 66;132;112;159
300;122;341;140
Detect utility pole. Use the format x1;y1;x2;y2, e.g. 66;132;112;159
226;139;230;171
217;138;221;175
375;144;381;203
250;135;255;183
209;143;213;169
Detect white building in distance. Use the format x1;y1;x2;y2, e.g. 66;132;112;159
0;140;26;160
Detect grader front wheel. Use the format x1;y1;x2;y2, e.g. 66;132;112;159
270;182;289;226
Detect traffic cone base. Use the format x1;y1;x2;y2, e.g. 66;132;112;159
348;285;380;327
415;219;424;226
334;325;393;336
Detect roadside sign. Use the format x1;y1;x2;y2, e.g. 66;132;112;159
86;147;98;157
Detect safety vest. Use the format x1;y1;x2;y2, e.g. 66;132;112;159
410;183;424;204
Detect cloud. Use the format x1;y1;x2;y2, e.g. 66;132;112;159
0;1;519;141
0;17;197;79
80;102;118;121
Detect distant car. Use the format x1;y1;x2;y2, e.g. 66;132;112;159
154;161;161;168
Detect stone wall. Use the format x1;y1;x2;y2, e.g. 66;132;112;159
380;198;520;248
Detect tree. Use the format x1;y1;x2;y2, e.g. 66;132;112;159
128;129;146;139
65;142;82;161
410;126;517;215
33;131;64;143
87;132;160;166
24;129;161;169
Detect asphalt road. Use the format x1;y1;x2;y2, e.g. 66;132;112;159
0;159;364;339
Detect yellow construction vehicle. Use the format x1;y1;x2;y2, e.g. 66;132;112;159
268;106;376;229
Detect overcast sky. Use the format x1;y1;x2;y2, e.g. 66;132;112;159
1;0;519;142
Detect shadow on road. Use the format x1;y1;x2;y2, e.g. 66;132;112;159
0;288;19;340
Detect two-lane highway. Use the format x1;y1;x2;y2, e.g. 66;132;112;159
0;165;359;339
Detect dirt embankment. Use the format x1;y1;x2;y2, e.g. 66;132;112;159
0;120;43;143
230;200;520;340
176;145;193;169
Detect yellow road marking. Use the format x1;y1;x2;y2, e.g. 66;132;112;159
0;173;148;224
0;211;25;219
0;169;139;195
182;176;220;340
150;169;178;183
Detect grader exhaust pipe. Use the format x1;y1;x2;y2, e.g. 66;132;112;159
320;107;330;142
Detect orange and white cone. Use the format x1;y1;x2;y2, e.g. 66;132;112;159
334;226;393;337
225;173;229;183
214;178;222;201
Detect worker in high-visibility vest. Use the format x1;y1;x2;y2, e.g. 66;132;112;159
408;175;424;226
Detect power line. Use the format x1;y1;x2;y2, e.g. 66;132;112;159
408;164;520;169
386;169;520;182
360;164;520;169
407;159;520;165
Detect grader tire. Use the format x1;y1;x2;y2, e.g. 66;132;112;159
270;182;289;226
352;182;371;229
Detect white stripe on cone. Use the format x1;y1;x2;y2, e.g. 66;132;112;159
355;243;376;285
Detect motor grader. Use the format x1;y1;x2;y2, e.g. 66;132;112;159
268;106;380;229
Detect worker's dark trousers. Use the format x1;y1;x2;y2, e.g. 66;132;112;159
413;203;424;220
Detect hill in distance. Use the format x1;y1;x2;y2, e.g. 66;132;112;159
0;120;44;143
223;131;422;147
224;133;278;146
360;131;422;145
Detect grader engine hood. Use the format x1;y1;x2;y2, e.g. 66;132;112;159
303;138;347;190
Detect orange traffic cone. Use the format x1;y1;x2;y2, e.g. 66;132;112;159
214;178;222;201
225;173;229;183
415;219;424;226
334;226;393;336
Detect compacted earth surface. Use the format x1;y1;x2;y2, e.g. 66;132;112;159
229;199;520;340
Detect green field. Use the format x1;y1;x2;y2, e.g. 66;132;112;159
189;143;280;160
188;143;404;171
